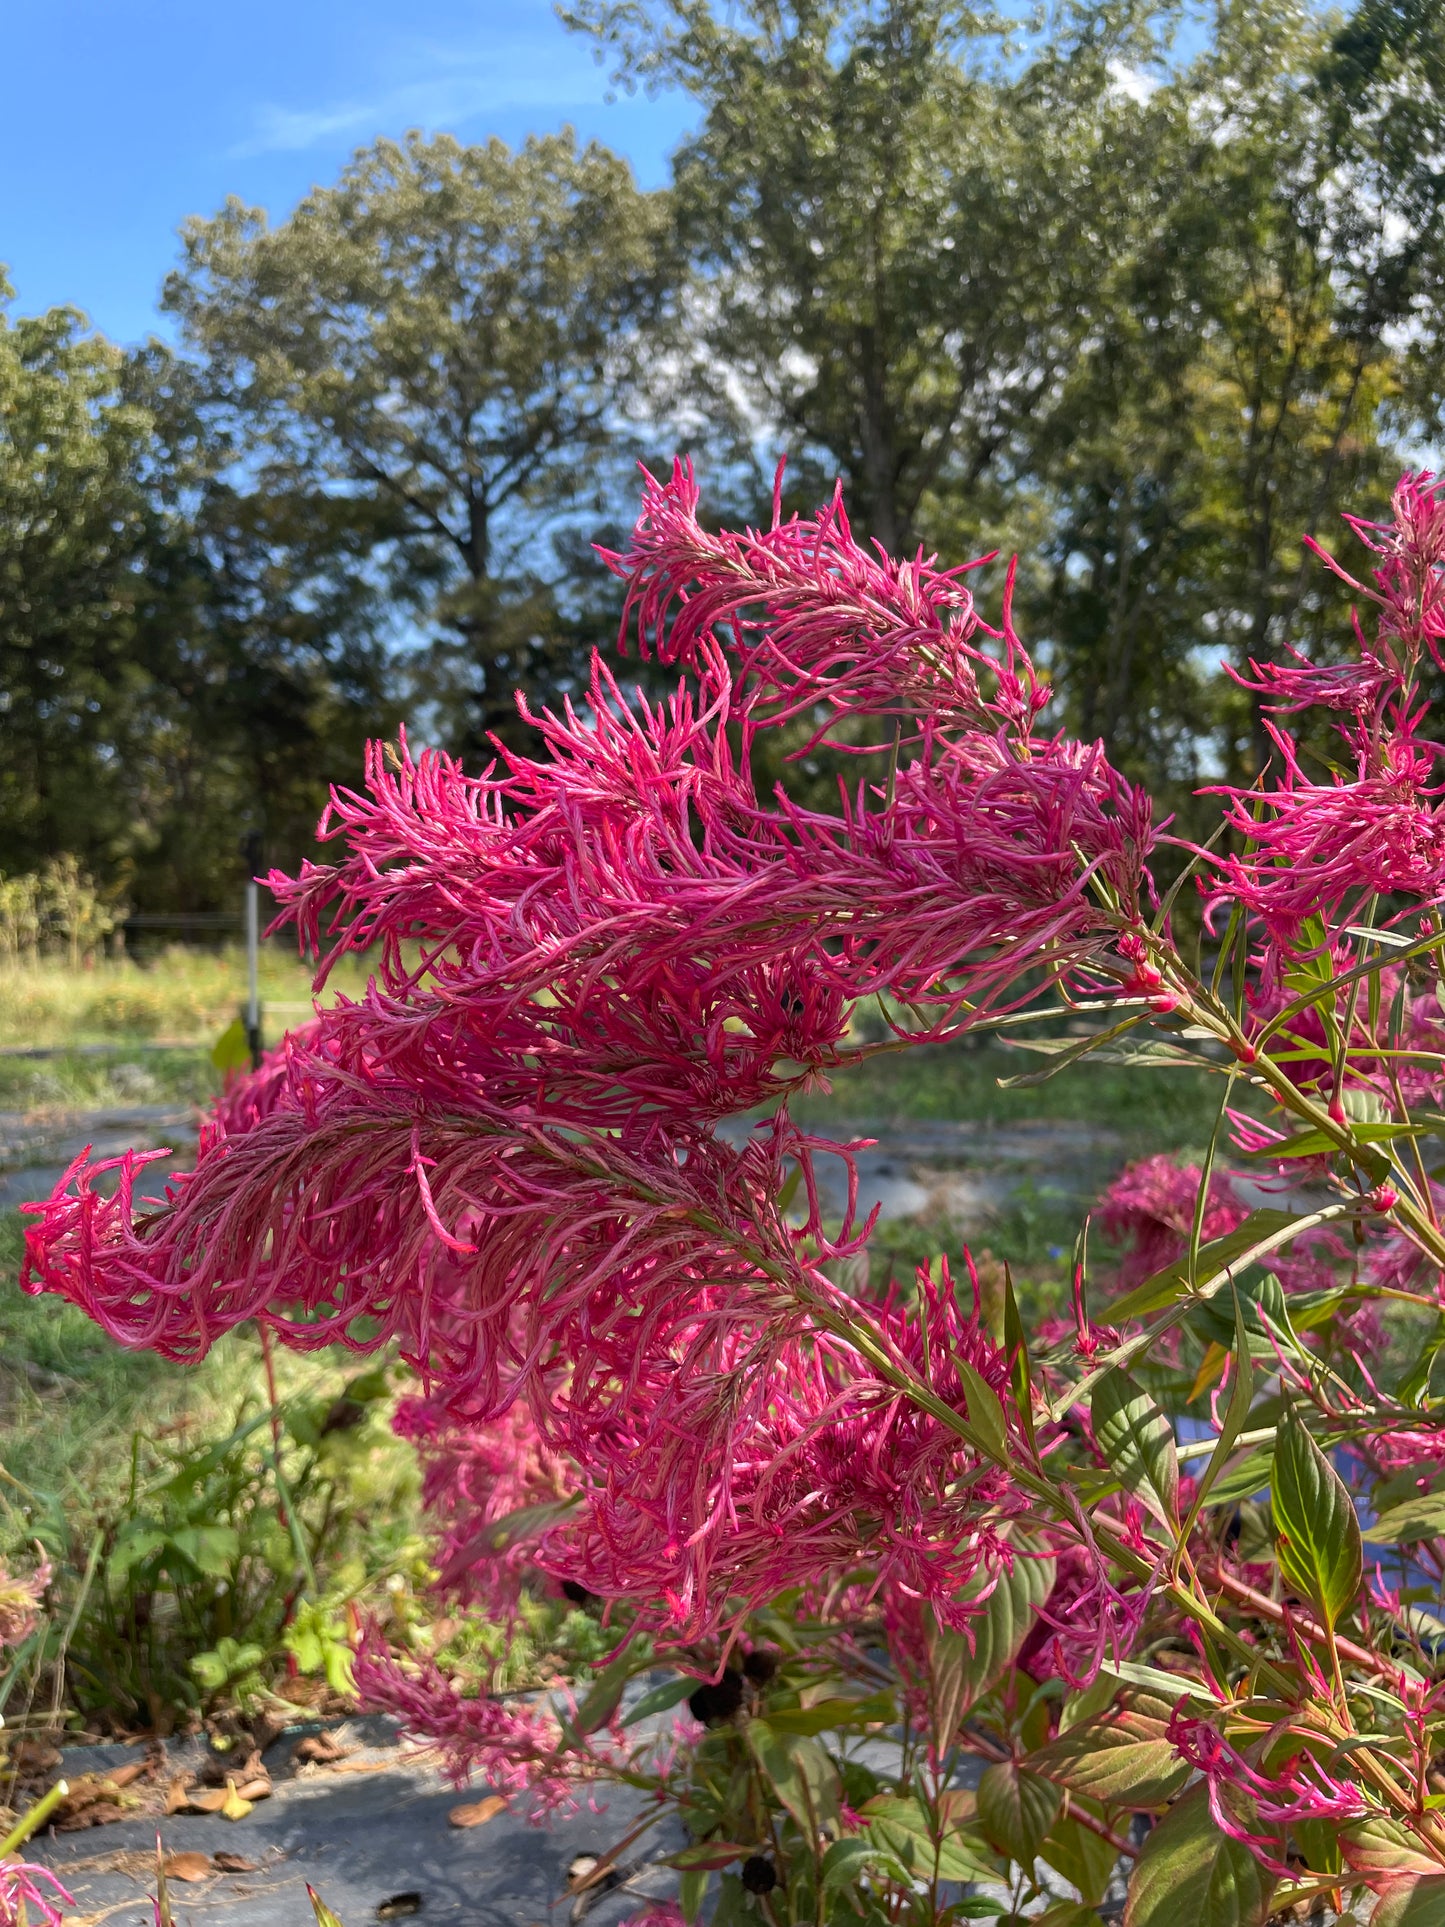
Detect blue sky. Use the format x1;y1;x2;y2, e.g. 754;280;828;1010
2;0;696;344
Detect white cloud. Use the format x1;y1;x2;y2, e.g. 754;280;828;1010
232;30;616;157
1106;60;1159;105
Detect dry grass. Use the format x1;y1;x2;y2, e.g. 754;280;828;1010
0;943;374;1051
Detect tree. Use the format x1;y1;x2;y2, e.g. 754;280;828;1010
0;275;158;883
163;130;669;758
563;0;1179;557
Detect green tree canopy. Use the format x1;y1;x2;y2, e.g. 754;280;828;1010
163;129;669;756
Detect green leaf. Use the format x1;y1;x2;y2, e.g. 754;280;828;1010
1030;1691;1190;1810
976;1761;1060;1863
1091;1368;1178;1530
573;1646;643;1737
308;1888;347;1927
1034;1906;1105;1927
1003;1266;1038;1457
1123;1786;1275;1927
1273;1405;1362;1630
761;1693;892;1736
623;1675;696;1725
924;1543;1056;1746
996;1013;1148;1087
1203;1445;1275;1507
1341;1817;1440;1880
166;1525;241;1578
1373;1877;1445;1926
1108;1209;1300;1320
1039;1807;1120;1905
667;1845;752;1872
1182;1286;1255;1538
679;1869;708;1924
211;1017;252;1075
1363;1492;1445;1544
955;1357;1010;1460
106;1525;166;1583
749;1724;841;1834
820;1837;877;1894
862;1795;1000;1883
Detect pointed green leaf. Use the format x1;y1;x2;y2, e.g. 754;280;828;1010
1039;1807;1120;1905
1362;1492;1445;1544
623;1675;697;1726
308;1888;347;1927
748;1725;840;1834
956;1357;1010;1460
925;1542;1056;1745
1030;1691;1190;1810
1123;1786;1275;1927
1091;1368;1178;1530
1108;1209;1300;1319
1273;1406;1362;1630
976;1761;1060;1863
1182;1286;1255;1539
819;1837;877;1894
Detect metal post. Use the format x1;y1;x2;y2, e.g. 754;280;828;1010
242;831;264;1070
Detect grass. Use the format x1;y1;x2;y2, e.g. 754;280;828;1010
794;1034;1223;1150
0;941;373;1050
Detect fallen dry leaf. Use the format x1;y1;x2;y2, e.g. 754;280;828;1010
107;1762;149;1791
211;1853;259;1875
293;1733;347;1766
162;1853;213;1884
448;1795;507;1829
233;1777;271;1803
164;1776;192;1817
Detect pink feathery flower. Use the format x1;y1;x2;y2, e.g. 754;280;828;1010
0;1861;73;1927
1096;1156;1247;1290
601;456;1044;739
1165;1702;1368;1878
545;1258;1036;1639
396;1392;574;1616
352;1624;591;1817
1211;476;1445;945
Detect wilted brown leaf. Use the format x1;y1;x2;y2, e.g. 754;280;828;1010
163;1776;192;1816
162;1853;213;1884
294;1733;347;1766
211;1852;259;1874
448;1795;507;1829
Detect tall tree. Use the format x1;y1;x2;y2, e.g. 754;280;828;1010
563;0;1175;556
164;130;669;757
0;276;158;882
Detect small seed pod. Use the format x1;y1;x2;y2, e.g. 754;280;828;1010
742;1648;778;1685
740;1856;778;1895
559;1580;596;1605
687;1670;745;1725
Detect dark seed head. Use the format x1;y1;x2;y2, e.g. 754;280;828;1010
559;1580;596;1605
686;1670;745;1726
741;1856;778;1896
741;1648;777;1685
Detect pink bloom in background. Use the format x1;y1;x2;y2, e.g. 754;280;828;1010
395;1392;574;1617
1096;1156;1247;1290
0;1861;72;1927
351;1624;600;1817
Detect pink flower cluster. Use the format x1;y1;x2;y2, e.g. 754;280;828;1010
21;462;1152;1656
0;1861;72;1927
1212;472;1445;949
1165;1702;1368;1878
